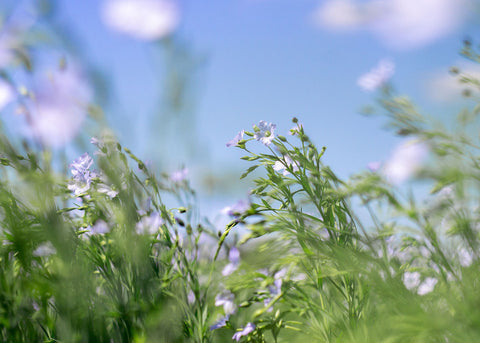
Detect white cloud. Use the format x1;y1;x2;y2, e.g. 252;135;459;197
424;62;480;103
102;0;179;41
312;0;472;50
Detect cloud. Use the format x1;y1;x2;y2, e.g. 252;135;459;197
424;62;480;103
312;0;472;50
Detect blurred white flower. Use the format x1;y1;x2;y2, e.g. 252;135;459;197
367;161;381;172
402;271;420;290
382;139;428;185
102;0;179;41
459;247;473;267
221;200;249;217
97;184;118;198
27;62;92;148
226;130;244;147
222;247;240;276
0;79;14;111
88;219;110;235
215;290;236;315
33;242;56;257
273;155;299;176
136;212;164;235
171;167;188;182
358;59;395;91
312;0;471;50
417;277;438;295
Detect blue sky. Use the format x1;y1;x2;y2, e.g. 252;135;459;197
4;0;479;198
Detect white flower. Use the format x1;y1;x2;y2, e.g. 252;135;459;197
417;277;438;295
102;0;179;41
222;247;240;276
367;161;381;172
226;130;244;147
33;242;56;257
136;212;164;235
87;220;110;235
358;59;395;91
68;153;97;196
28;62;92;148
97;184;118;198
171;167;188;182
273;155;299;176
382;139;429;185
215;291;236;315
403;271;421;290
254;120;276;146
221;200;249;217
232;322;255;342
0;79;13;111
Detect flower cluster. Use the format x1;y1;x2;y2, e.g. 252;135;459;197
68;153;97;196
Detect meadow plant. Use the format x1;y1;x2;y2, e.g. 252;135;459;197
2;3;480;342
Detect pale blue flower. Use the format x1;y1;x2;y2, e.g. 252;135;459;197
136;212;164;235
209;314;229;330
222;247;240;276
263;269;285;311
89;220;110;235
68;153;97;196
171;167;188;182
254;121;276;146
215;290;236;315
33;242;56;257
221;200;249;217
97;184;119;198
232;322;255;342
226;130;244;147
273;155;299;176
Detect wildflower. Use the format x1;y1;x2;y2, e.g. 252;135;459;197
210;314;229;330
102;0;179;41
367;161;381;172
226;130;244;147
264;269;285;311
0;79;13;111
68;153;97;196
88;220;110;235
171;167;188;182
136;212;164;235
273;155;299;176
253;120;276;146
358;59;395;92
222;247;240;276
417;277;438;295
382;139;429;185
27;62;92;148
232;322;255;342
215;290;236;315
403;271;420;290
33;242;56;257
221;200;249;217
97;184;119;198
